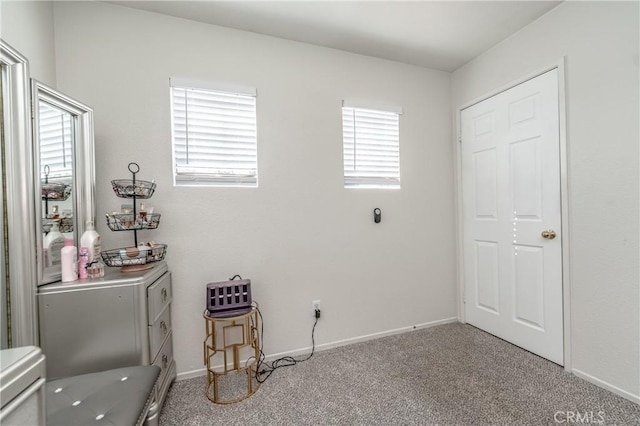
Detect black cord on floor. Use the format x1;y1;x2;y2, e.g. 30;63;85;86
251;306;319;384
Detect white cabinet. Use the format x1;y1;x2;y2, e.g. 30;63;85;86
37;261;176;408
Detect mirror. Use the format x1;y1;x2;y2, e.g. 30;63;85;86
1;39;37;347
32;80;95;285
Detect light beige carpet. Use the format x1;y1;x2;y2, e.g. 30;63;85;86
160;323;640;425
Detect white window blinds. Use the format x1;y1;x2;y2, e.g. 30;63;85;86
342;106;400;188
39;101;73;180
171;83;257;186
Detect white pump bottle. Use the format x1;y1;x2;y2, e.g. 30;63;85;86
81;221;101;263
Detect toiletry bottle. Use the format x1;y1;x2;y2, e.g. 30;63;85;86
44;220;65;266
78;247;89;279
137;204;147;226
61;238;78;282
81;221;101;263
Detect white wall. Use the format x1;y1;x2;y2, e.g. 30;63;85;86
52;1;456;376
452;1;639;401
0;0;56;86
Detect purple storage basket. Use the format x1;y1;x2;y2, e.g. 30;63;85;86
206;278;252;318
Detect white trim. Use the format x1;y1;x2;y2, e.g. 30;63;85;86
269;316;458;360
572;368;640;405
342;99;403;115
176;368;206;381
557;58;572;373
169;77;256;97
454;111;465;324
454;58;571;370
176;316;458;381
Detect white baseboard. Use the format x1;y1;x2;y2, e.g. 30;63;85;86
572;368;640;404
176;316;458;381
177;367;208;381
265;316;459;361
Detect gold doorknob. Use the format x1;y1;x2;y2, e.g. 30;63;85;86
541;230;557;239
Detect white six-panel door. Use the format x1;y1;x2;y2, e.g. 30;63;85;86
461;69;563;364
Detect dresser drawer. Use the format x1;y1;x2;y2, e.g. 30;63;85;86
147;272;172;325
152;332;174;390
149;305;172;360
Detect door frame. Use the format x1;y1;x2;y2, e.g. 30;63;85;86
454;58;572;372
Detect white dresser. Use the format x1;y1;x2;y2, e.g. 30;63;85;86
37;261;175;410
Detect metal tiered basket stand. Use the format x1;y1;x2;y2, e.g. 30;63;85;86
101;162;167;272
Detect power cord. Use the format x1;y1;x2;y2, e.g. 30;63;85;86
251;306;320;383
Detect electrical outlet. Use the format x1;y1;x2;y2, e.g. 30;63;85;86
312;300;321;312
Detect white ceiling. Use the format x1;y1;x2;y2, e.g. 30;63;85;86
106;1;562;71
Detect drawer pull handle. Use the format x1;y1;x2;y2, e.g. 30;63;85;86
161;288;168;302
160;320;167;335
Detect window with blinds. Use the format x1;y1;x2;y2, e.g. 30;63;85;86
39;101;73;181
342;106;400;188
171;82;257;186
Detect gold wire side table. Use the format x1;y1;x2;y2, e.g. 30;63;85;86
202;305;261;404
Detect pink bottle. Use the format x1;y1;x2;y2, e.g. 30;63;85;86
78;246;89;279
61;238;78;282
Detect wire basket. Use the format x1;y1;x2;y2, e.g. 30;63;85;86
106;212;161;231
111;179;156;199
42;183;71;201
101;244;167;268
43;217;74;234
